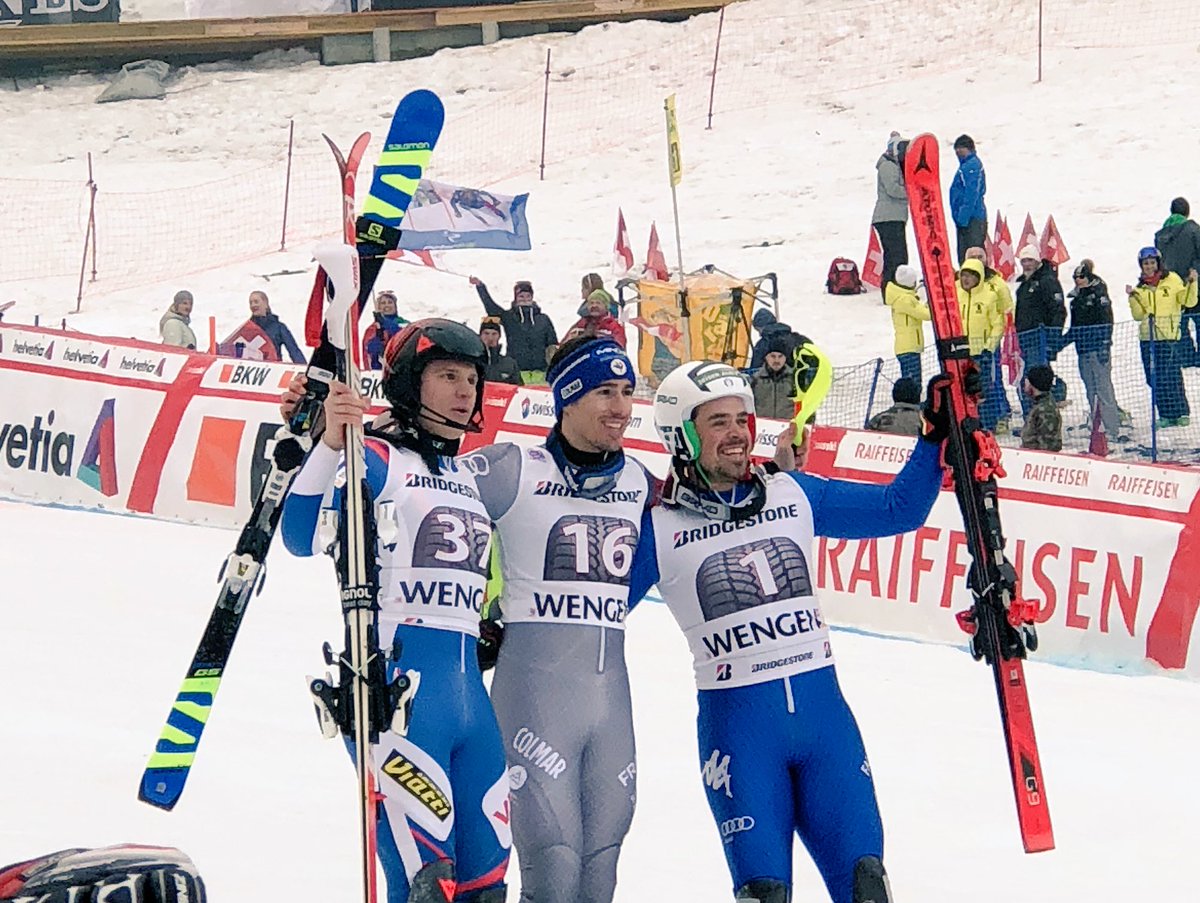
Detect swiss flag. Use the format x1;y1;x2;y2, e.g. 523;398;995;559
1039;215;1070;266
386;248;437;268
861;227;884;289
1017;213;1039;259
644;222;670;282
992;212;1016;281
613;208;634;276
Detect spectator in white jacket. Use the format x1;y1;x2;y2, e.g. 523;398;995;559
160;290;198;350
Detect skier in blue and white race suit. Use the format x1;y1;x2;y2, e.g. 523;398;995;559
628;361;948;903
462;335;653;903
281;320;510;903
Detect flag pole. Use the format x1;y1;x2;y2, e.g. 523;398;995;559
664;94;691;362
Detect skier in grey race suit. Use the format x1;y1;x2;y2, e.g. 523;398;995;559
461;336;653;903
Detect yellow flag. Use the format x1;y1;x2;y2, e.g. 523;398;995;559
665;94;683;187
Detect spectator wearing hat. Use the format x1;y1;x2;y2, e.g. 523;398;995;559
1014;245;1066;418
1021;365;1062;451
1154;197;1200;366
577;273;618;318
160;289;198;349
564;290;627;348
964;246;1015;430
957;257;1005;430
884;263;928;384
470;275;559;384
871;131;910;296
1063;260;1123;440
866;377;924;437
1126;246;1198;427
749;308;803;370
949;134;987;264
750;339;796;420
479;318;523;386
363;289;408;370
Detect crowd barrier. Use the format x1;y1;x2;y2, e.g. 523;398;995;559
821;320;1200;465
3;322;1198;680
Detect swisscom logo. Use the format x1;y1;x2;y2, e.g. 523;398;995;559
0;399;119;497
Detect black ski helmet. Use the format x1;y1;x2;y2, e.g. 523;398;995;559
381;318;488;432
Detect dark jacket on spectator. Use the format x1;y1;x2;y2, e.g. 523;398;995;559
866;402;924;437
1155;217;1200;282
1014;261;1066;334
750;363;794;420
1065;277;1113;355
484;346;523;386
476;282;558;372
251;313;306;363
749;309;802;370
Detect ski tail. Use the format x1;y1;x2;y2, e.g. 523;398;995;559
904;133;1054;854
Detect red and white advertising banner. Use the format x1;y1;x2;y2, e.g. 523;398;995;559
3;324;1199;679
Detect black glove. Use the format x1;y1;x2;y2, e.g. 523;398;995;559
920;368;982;444
0;846;206;903
477;618;505;671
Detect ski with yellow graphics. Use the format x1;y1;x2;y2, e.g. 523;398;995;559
139;92;444;812
354;89;444;308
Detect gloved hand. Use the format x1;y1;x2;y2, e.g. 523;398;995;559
0;845;206;903
919;368;981;444
477;618;505;671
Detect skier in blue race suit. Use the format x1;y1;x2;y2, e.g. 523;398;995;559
628;361;950;903
280;320;510;903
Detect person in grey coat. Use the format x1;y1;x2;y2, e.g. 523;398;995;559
871;131;909;297
1155;197;1200;366
159;289;197;349
750;339;795;419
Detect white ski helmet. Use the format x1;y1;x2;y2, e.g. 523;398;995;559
654;361;756;462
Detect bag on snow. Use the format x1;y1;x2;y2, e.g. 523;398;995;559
825;257;864;295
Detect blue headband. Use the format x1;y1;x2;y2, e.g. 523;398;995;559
548;339;635;417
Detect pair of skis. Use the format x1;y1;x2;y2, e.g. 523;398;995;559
139;90;444;903
905;134;1055;854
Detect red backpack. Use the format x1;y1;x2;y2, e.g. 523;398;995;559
826;257;864;295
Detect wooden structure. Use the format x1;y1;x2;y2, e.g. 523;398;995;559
0;0;729;71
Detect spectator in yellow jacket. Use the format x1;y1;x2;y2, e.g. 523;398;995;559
1126;246;1198;426
957;257;1004;429
965;246;1015;429
884;264;929;384
964;247;1013;350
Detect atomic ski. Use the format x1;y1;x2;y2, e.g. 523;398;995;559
904;133;1055;854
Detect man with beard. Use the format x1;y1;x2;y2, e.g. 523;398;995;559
627;361;948;903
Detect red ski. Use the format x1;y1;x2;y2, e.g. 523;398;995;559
904;133;1055;854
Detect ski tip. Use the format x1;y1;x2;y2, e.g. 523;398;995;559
138;770;184;811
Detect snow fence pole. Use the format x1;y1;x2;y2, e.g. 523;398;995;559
706;7;725;130
280;119;295;252
74;152;98;314
539;48;551;181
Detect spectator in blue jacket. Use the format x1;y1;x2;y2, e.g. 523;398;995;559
248;290;306;364
949;134;987;264
364;289;408;370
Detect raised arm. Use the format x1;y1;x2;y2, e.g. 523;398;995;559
788;438;943;539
